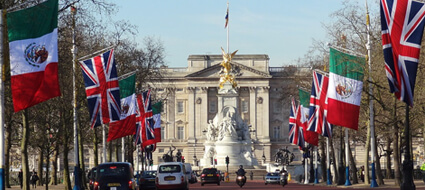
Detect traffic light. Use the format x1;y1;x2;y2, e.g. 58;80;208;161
225;156;229;165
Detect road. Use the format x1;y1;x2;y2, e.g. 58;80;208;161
187;179;425;190
7;179;425;189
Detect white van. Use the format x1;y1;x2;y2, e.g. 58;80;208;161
156;162;188;190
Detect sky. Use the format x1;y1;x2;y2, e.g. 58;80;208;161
114;0;368;68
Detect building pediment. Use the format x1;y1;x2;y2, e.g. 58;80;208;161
185;61;272;79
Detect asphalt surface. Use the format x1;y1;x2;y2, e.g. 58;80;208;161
7;179;425;190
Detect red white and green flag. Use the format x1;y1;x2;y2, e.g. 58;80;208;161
152;101;162;143
299;88;318;146
7;0;60;112
327;48;365;130
108;74;137;142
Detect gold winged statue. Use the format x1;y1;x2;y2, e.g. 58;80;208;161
219;47;238;89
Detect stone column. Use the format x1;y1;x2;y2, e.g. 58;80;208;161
168;88;176;140
260;86;270;142
198;87;208;138
249;86;257;139
187;87;196;143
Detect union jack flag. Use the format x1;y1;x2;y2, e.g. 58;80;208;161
380;0;425;106
289;98;304;149
135;90;155;147
79;49;121;128
307;70;332;138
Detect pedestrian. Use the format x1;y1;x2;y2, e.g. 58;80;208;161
360;166;365;182
250;171;253;180
18;169;23;189
30;172;39;189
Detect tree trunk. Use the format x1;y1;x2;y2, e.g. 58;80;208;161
78;128;87;189
115;140;119;162
93;127;99;167
22;110;30;190
330;137;338;184
5;122;11;188
45;149;49;190
108;141;112;162
38;149;43;186
385;139;392;179
127;137;134;165
320;137;327;183
62;112;72;190
348;145;358;184
393;99;401;186
50;148;58;185
373;134;384;185
364;121;371;184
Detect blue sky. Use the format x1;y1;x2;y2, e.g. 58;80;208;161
115;0;367;67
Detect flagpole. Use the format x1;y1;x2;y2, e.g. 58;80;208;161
136;145;139;171
77;46;114;61
103;124;106;163
344;128;351;186
121;138;125;161
71;5;81;190
304;143;309;184
314;146;318;184
226;1;229;54
326;138;332;185
0;6;6;190
365;0;378;187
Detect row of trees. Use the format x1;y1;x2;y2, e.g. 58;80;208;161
1;1;166;190
282;0;424;186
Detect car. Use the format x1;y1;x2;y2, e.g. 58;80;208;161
184;163;197;184
93;162;138;190
264;172;280;185
200;168;220;186
87;167;97;190
155;162;189;190
138;170;156;190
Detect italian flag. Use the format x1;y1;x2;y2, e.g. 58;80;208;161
299;88;318;146
327;48;365;130
108;74;137;142
7;0;60;112
152;101;162;143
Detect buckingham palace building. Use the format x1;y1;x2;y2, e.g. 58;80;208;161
147;53;310;167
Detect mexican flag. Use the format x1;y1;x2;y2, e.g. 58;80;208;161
7;0;61;112
107;74;137;142
152;101;162;143
327;48;365;130
299;89;318;146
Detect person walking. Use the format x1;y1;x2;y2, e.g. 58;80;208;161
421;162;425;183
30;172;39;189
18;169;23;189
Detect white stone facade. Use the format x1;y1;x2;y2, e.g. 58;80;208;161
147;54;310;167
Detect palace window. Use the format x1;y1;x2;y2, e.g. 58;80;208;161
241;100;249;113
161;127;165;140
273;103;282;113
209;101;216;113
273;126;280;139
177;126;184;139
177;101;184;113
